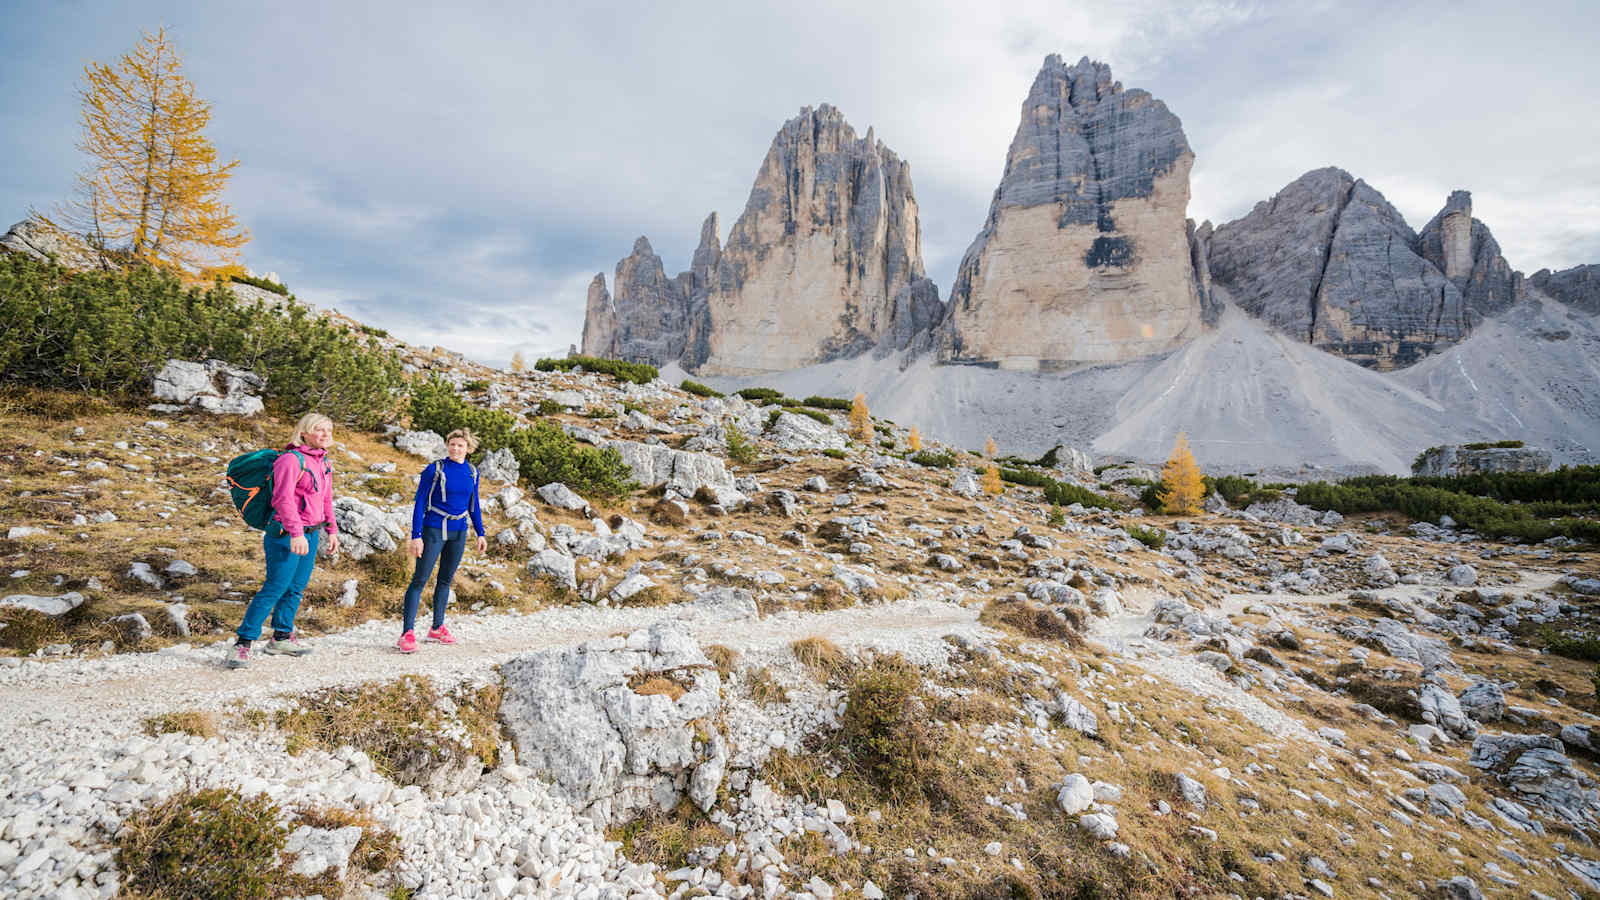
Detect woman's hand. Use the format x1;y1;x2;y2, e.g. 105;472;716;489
290;535;310;556
476;535;488;554
325;533;341;555
408;538;424;559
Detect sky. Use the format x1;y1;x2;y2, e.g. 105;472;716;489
3;0;1596;368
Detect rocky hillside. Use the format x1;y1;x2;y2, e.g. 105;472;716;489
4;332;1600;897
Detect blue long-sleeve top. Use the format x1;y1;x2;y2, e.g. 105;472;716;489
410;458;485;538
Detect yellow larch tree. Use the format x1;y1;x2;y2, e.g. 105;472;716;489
510;351;527;374
981;462;1004;495
1157;431;1205;514
908;426;921;452
849;392;872;443
983;436;998;459
56;28;246;271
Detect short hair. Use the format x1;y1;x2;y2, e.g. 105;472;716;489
445;428;479;453
288;412;333;448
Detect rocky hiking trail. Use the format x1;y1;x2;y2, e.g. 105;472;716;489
0;596;982;746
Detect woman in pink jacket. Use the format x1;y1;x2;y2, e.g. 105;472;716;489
229;412;342;668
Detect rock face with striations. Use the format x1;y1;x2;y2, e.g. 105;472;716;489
937;55;1203;370
580;108;938;373
1207;171;1525;369
1416;190;1523;322
1528;264;1600;315
697;104;934;374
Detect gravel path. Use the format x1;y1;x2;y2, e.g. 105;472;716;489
1087;587;1321;744
0;596;984;750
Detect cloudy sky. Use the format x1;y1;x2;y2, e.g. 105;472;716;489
3;0;1595;367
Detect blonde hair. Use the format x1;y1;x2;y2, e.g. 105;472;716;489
445;428;479;453
288;412;333;447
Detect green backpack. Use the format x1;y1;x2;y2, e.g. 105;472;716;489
225;449;319;531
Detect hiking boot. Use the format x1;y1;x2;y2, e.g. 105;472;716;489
227;643;251;669
263;633;313;657
396;630;418;654
426;625;457;645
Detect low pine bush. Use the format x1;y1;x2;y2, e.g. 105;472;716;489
725;424;757;464
1127;524;1165;549
0;254;404;428
782;406;832;425
735;387;785;404
679;379;723;398
1043;479;1122;511
410;378;635;498
1295;476;1600;544
910;450;956;468
228;272;289;295
800;395;851;411
534;355;658;384
999;466;1053;488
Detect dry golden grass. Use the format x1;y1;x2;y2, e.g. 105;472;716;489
629;674;688;701
142;710;218;739
704;644;738;679
790;636;848;681
744;667;789;705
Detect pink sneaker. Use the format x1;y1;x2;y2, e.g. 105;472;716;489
396;631;417;654
226;643;250;669
426;625;457;645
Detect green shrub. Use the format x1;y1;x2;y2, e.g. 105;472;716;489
879;439;895;449
823;448;847;460
839;657;929;797
1139;482;1163;512
1046;504;1065;528
228;272;289;295
358;323;389;339
117;787;287;900
680;379;723;398
1541;629;1600;662
462;379;490;392
726;424;757;464
735;387;785;404
0;255;404;428
410;379;634;498
801;395;851;411
534;354;658;384
997;445;1061;469
1128;524;1165;549
781;406;832;425
910;450;956;468
1295;476;1600;543
999;466;1053;488
537;397;564;416
1463;440;1525;450
1043;479;1122;511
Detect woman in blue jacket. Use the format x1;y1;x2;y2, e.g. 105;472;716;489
398;428;487;653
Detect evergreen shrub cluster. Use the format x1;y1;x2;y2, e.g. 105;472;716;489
0;255;404;428
1295;476;1600;543
909;450;956;468
1462;439;1526;450
410;378;634;498
800;395;851;411
534;355;658;384
1042;479;1122;511
735;387;785;404
228;272;289;295
679;379;723;398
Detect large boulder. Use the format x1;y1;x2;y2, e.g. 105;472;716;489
332;497;405;560
1;592;86;617
767;412;846;452
394;430;446;460
0;219;100;270
499;623;723;825
602;439;739;500
152;359;265;416
1412;444;1553;477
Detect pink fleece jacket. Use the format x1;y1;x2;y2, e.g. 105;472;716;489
270;445;337;538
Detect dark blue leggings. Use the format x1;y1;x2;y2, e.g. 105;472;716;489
403;527;465;633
